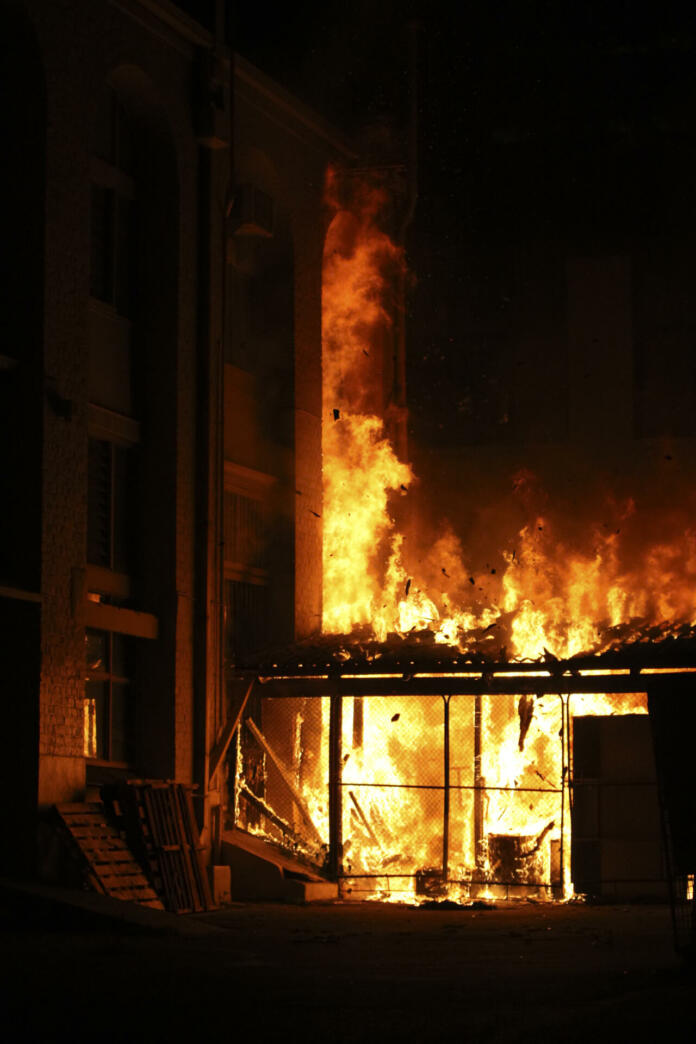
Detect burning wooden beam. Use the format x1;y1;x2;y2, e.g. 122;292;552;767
245;718;323;846
348;789;382;848
238;782;310;850
208;675;257;787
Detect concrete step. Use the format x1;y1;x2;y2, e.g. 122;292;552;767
221;830;336;903
283;878;339;904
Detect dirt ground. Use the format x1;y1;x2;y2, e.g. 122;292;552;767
1;888;694;1043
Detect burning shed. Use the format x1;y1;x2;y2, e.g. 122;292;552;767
226;631;696;910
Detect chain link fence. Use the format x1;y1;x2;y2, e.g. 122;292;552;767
229;690;567;899
340;693;565;900
230;693;332;870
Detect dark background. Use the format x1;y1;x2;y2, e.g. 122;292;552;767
180;2;696;452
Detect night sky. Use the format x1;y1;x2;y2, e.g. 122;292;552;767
229;2;696;450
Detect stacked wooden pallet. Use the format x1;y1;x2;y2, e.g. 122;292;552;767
53;802;163;909
106;781;215;914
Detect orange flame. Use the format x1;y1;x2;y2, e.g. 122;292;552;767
321;177;696;658
322;170;412;635
316;168;688;902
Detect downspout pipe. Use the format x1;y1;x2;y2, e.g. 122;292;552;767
212;0;232;853
199;0;232;852
210;0;235;848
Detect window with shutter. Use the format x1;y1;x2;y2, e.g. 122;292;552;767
223;490;268;572
87;438;136;574
224;579;270;662
87;439;111;568
222;470;276;664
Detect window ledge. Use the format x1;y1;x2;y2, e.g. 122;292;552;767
88;404;141;445
90;156;136;198
224;459;277;496
224;563;270;585
0;584;41;604
86;600;158;639
0;354;19;372
86;564;132;600
85;759;131;770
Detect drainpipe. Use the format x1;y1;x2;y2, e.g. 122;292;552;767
210;0;235;861
196;0;231;858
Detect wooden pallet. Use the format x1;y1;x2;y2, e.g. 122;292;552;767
104;782;215;914
53;802;163;909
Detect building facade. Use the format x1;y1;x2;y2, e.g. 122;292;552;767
0;0;354;877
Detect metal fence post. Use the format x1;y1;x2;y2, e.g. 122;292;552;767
474;693;485;871
328;688;343;880
443;694;450;882
560;693;568;897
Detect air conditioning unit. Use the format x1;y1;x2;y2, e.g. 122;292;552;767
229;184;274;238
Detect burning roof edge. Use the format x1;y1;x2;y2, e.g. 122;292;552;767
229;628;696;690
